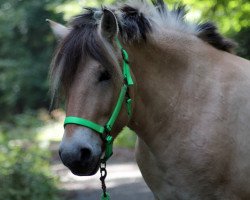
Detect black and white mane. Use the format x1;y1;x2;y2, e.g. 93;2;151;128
70;0;235;50
50;0;235;101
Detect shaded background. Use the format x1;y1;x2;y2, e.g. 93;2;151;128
0;0;249;199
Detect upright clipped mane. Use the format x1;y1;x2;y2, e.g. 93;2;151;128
121;0;235;51
50;0;235;102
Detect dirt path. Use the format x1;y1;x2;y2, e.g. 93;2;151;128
51;147;154;200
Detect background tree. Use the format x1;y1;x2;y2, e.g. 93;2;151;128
0;0;249;121
0;0;249;199
0;0;66;119
0;1;68;199
167;0;250;58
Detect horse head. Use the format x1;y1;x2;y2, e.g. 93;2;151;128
48;9;134;176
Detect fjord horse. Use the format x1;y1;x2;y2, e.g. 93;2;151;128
48;0;250;199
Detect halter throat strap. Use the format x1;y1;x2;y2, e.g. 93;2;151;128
64;37;134;162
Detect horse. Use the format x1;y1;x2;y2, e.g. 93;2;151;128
48;0;250;199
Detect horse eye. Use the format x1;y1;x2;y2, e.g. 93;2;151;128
98;70;111;82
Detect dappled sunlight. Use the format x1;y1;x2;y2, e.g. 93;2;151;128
36;109;136;148
55;162;142;187
105;163;145;188
51;148;153;199
36;109;65;143
37;122;64;142
55;1;82;20
55;0;117;20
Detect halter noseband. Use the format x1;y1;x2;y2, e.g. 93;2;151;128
64;37;134;162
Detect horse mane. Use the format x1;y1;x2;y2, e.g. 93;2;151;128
50;0;236;104
114;0;235;51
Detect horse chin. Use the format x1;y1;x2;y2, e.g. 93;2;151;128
70;160;100;176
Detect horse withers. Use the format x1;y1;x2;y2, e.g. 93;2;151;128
48;0;250;199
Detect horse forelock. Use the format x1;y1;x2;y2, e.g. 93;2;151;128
50;8;114;105
50;0;236;106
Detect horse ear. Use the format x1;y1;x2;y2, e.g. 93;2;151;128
46;19;70;40
99;9;118;41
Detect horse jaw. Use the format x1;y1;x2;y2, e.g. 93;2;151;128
46;19;70;39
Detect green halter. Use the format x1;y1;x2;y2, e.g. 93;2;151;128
64;37;134;162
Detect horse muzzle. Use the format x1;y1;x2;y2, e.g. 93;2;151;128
59;128;102;176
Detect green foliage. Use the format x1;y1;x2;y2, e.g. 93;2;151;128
166;0;250;34
0;111;60;200
0;110;44;142
0;141;59;200
233;27;250;60
0;0;66;118
165;0;250;58
114;127;136;149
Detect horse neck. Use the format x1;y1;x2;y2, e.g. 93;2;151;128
126;30;218;145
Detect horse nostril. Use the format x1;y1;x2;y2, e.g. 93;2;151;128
80;148;92;162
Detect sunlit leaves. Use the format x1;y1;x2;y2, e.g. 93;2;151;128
55;0;117;20
54;1;82;20
172;0;250;34
56;0;250;34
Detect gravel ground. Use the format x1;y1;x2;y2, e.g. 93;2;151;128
51;147;154;200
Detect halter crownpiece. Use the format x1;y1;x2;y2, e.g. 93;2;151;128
63;36;134;162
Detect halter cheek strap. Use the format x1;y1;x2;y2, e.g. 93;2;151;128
64;37;134;162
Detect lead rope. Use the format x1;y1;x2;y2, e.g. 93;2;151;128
100;161;110;200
